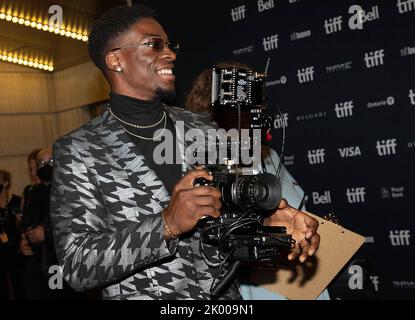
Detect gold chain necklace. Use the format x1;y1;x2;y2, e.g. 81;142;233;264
120;114;167;140
108;105;166;129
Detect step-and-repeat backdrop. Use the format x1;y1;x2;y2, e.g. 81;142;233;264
151;0;414;299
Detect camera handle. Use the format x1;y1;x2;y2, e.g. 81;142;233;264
211;260;241;297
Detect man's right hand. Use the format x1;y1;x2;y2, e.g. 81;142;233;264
163;169;222;239
20;234;34;256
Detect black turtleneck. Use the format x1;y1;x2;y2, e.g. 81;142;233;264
109;92;182;195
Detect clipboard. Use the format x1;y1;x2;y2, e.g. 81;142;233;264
249;212;365;300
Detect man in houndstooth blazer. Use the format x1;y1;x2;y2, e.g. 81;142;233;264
50;4;320;300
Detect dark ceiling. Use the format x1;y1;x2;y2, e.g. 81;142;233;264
0;0;127;72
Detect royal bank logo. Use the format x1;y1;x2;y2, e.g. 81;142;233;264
231;5;246;21
335;101;354;118
326;61;352;74
346;187;366;203
291;30;311;41
297;66;315;83
348;5;380;30
307;149;325;164
409;89;415;105
324;16;343;34
364;49;385;68
263;34;279;51
258;0;275;12
401;46;415;56
381;186;404;199
284;155;294;166
265;76;287;87
367;96;395;108
338;146;361;158
397;0;415;14
376;139;397;156
389;230;411;246
273;113;288;129
233;45;254;56
312;191;331;204
296;111;327;121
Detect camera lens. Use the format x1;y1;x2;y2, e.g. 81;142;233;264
236;173;281;213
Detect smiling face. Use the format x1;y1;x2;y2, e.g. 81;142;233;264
106;18;177;100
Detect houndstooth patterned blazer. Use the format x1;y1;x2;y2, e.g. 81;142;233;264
50;106;241;300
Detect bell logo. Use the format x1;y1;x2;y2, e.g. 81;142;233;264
312;191;331;204
364;49;385;68
335;101;354;118
324;16;343;34
348;5;380;30
297;66;315;83
263;34;279;51
409;89;415;105
231;5;246;21
389;230;411;246
376;139;397;156
397;0;415;13
258;0;275;12
346;187;366;203
338;146;361;158
307;149;325;164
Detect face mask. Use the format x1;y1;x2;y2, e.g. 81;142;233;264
37;164;53;182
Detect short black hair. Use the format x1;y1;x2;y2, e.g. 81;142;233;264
88;4;156;73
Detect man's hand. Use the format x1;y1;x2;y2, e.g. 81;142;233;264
163;169;222;239
20;234;34;256
263;199;320;263
25;225;45;244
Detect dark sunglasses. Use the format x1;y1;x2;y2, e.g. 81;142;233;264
110;38;179;55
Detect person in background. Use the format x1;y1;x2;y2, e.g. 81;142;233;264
0;169;23;299
20;148;41;217
185;62;330;300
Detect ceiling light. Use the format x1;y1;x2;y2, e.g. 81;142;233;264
0;8;89;42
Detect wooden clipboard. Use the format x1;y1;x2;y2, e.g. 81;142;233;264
250;212;365;300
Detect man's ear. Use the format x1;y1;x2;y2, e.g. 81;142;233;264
105;52;123;72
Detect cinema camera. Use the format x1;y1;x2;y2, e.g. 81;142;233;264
195;67;294;296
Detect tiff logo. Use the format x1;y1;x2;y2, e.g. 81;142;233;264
364;49;385;68
397;0;415;13
346;187;366;203
297;66;315;83
274;113;288;129
307;149;325;164
263;34;279;51
324;16;343;34
231;5;246;21
258;0;275;12
376;139;397;156
312;191;331;205
338;146;362;158
335;101;354;118
409;89;415;105
370;276;380;292
389;230;411;246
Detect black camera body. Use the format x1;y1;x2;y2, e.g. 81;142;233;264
197;67;293;295
195;163;292;264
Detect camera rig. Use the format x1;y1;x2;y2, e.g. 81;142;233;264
196;67;294;296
